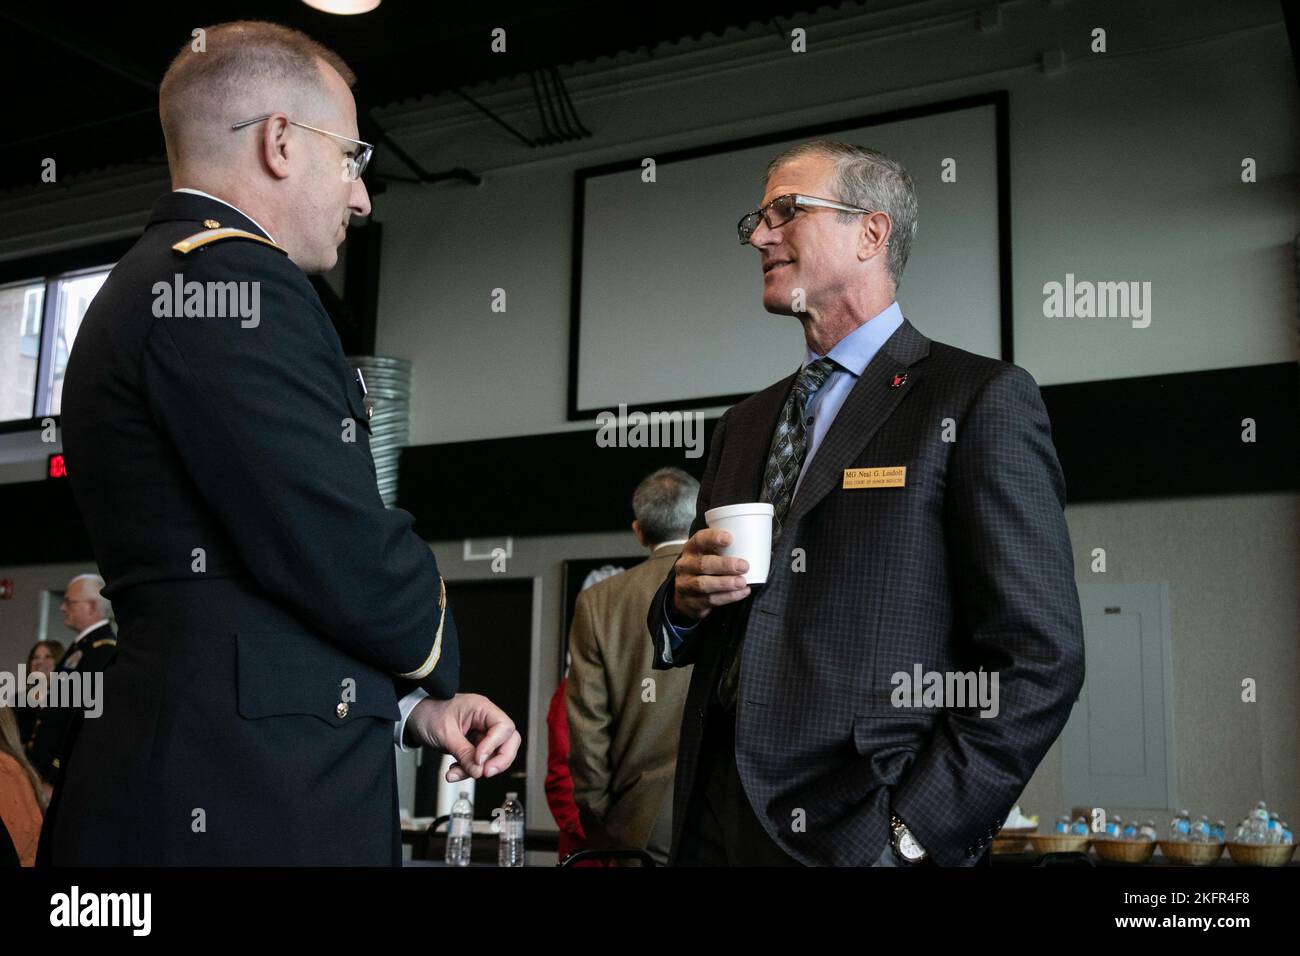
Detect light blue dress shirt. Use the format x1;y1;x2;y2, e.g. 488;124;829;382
661;302;905;655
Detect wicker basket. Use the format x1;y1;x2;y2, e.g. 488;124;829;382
1225;842;1296;867
991;834;1030;855
1158;840;1224;865
1092;838;1157;864
1026;833;1090;854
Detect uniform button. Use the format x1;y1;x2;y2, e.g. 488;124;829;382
336;702;349;719
203;218;220;229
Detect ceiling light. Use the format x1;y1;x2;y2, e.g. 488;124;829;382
302;0;381;14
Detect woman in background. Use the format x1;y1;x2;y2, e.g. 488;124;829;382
17;640;65;746
0;705;46;866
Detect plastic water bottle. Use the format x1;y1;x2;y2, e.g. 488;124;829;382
1191;815;1212;843
1248;802;1270;843
1139;820;1158;842
1280;821;1293;845
1210;820;1226;843
1267;812;1283;845
1122;820;1138;840
1167;809;1191;842
497;791;525;867
1053;815;1071;834
445;790;474;866
1104;814;1123;839
1070;815;1089;836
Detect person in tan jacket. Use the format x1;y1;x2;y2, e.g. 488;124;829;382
566;467;699;864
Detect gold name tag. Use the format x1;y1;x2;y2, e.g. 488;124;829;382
843;466;906;489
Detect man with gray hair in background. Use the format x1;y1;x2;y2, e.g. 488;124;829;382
26;574;116;797
566;467;700;864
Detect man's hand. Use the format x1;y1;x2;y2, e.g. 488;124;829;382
671;528;751;624
405;693;521;783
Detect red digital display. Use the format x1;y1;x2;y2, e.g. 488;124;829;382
47;453;66;479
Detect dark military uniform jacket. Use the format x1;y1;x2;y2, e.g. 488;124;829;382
25;620;118;786
43;191;458;866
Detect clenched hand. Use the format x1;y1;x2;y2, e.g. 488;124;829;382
406;693;521;783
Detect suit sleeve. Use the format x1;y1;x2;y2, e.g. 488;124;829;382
646;408;731;669
139;243;456;698
565;591;614;845
891;365;1086;866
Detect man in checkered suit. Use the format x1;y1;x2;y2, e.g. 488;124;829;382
647;140;1085;867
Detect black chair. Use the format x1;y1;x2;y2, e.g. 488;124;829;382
559;848;658;867
1033;851;1095;866
410;814;452;862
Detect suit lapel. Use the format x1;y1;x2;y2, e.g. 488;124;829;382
786;317;931;522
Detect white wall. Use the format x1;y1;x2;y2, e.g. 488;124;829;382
365;0;1297;445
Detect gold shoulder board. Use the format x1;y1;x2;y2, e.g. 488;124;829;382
172;227;287;255
91;638;117;649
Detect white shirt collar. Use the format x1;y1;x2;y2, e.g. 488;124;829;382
173;188;276;243
75;619;110;642
653;539;688;552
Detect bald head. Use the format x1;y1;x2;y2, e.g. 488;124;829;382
158;20;371;273
160;20;354;173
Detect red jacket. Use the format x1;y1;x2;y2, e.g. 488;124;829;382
545;678;588;862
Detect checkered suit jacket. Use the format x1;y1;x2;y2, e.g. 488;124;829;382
648;317;1085;866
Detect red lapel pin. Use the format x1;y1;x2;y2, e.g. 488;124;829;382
890;372;908;388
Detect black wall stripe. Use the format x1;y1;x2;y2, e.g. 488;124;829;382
1;362;1295;565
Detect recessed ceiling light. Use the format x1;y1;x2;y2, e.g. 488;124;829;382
302;0;381;14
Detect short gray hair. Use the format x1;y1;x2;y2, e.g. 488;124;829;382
67;572;111;619
159;20;356;172
764;140;918;291
632;468;699;545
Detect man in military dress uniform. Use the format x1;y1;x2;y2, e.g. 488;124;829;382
43;21;520;866
26;574;117;793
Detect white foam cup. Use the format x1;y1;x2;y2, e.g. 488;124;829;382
703;502;774;585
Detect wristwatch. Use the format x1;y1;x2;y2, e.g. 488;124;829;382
890;812;928;865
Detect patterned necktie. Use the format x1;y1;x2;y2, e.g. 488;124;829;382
716;356;837;711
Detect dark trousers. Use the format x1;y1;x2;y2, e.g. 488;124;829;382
676;694;800;866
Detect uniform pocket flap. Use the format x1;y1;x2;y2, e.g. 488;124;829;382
236;632;399;725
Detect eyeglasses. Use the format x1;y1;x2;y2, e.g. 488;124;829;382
231;114;374;181
737;193;875;245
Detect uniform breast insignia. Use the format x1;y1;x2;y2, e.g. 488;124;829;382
172;227;287;256
203;218;221;229
63;650;83;670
